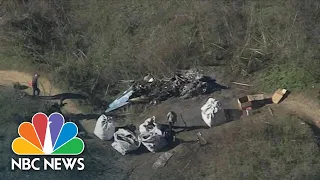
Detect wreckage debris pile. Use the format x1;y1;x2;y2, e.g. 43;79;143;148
105;69;228;113
131;69;227;104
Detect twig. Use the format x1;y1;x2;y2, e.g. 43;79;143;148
73;52;81;61
78;49;88;59
291;12;298;29
248;48;264;55
211;42;225;50
104;84;109;98
231;82;253;87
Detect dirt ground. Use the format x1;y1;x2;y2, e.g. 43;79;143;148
1;70;320;180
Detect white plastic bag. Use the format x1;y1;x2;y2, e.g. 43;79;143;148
94;114;117;140
138;116;168;152
139;127;167;153
201;98;223;127
112;128;141;155
139;116;160;134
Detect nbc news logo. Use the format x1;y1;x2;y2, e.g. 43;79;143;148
11;113;85;171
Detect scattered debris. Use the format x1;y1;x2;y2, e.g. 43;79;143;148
152;152;174;169
94;115;117;140
111;128;141;155
105;86;134;113
128;96;150;103
105;69;228;113
196;132;207;145
201;98;224;127
143;74;154;83
272;88;288;104
237;88;289;116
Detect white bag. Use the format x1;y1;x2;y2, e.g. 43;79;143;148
139;116;160;134
201;98;223;127
94;114;117;140
112;129;141;155
139;126;167;153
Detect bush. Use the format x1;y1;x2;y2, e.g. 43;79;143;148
258;64;317;91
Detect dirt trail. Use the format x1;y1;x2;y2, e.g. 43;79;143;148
276;92;320;127
0;70;82;114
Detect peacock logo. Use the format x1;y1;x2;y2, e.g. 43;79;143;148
12;112;85;155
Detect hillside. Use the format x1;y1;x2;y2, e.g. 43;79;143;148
0;0;320;180
1;0;319;98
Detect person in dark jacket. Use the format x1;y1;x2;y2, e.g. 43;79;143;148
32;73;40;97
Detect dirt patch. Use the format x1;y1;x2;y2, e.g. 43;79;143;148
276;91;320;127
0;70;82;114
0;70;100;134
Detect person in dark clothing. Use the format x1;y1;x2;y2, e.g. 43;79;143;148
32;73;40;97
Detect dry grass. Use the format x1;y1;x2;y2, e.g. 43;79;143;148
1;0;319;100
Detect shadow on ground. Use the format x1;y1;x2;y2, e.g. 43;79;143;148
304;121;320;147
252;98;274;109
21;92;88;101
200;76;230;94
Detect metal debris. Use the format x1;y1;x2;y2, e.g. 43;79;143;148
105;69;228;113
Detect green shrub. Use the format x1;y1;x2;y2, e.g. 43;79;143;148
258;64;317;91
